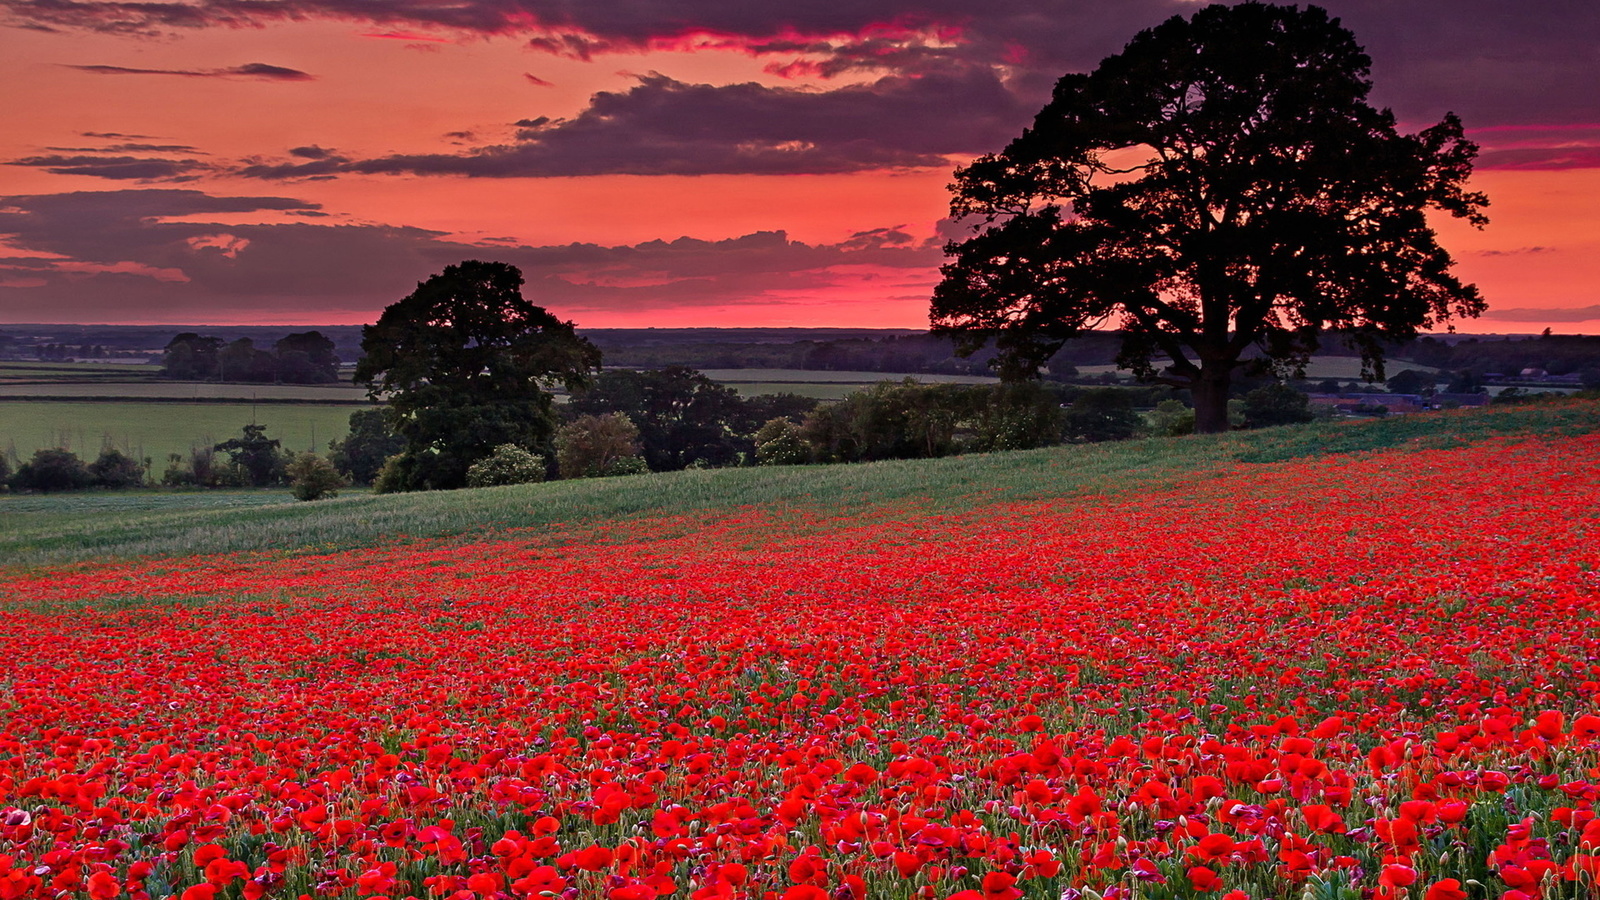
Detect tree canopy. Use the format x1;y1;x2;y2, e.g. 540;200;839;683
162;330;339;383
932;2;1487;432
568;366;750;471
355;261;601;491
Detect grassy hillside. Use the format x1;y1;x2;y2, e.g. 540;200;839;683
2;399;1594;570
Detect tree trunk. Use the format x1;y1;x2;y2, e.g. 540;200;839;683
1191;366;1233;434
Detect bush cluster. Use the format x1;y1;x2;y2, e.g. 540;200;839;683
7;447;148;492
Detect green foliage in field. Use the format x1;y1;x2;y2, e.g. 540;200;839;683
327;409;405;486
3;400;1596;570
287;453;350;501
554;413;644;479
0;382;369;401
465;444;547;488
0;401;365;464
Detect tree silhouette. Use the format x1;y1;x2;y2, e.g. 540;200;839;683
355;261;601;491
933;2;1487;432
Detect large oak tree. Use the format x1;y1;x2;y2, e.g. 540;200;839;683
932;2;1487;432
356;261;601;491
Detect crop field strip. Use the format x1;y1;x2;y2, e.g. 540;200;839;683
0;382;371;400
0;370;969;458
1;400;1598;900
3;399;1594;568
0;400;366;464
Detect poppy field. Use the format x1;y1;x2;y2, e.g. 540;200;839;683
2;428;1599;900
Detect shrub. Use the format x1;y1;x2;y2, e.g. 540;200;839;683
1146;399;1196;437
89;448;145;488
1241;383;1315;428
372;454;407;494
1061;389;1145;443
799;380;971;463
601;456;650;477
555;413;643;479
465;444;548;488
11;448;93;492
287;452;350;501
968;383;1066;452
160;453;194;487
754;418;809;465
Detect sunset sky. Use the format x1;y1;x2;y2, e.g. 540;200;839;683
1;0;1596;331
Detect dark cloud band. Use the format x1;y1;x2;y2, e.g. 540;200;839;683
65;62;314;79
8;1;1597;130
6;154;211;181
241;68;1025;179
0;189;942;321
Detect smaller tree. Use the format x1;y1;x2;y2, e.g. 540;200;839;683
274;331;340;383
742;393;819;431
1061;390;1144;443
161;333;223;379
465;444;548;487
568;367;749;471
89;448;145;488
287;452;349;501
754;418;809;465
218;338;277;382
968;382;1066;452
1385;369;1435;395
1241;383;1316;428
215;424;286;487
10;448;92;492
1146;399;1196;437
555;413;642;479
1446;369;1486;394
329;409;405;485
372;455;407;495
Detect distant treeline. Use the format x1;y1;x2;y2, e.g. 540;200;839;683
591;331;1129;376
8;324;1600;386
1404;334;1600;380
161;332;341;384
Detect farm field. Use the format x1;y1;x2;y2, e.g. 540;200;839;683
697;369;1000;399
0;489;314;535
0;401;366;463
0;382;370;401
0;370;974;454
1072;357;1441;381
0;361;158;383
2;401;1599;900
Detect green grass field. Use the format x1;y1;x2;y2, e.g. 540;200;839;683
0;360;158;381
698;368;1001;384
691;369;996;400
1072;357;1440;380
0;401;366;463
0;381;370;400
3;399;1594;570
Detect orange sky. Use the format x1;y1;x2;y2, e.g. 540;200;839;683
2;3;1596;331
